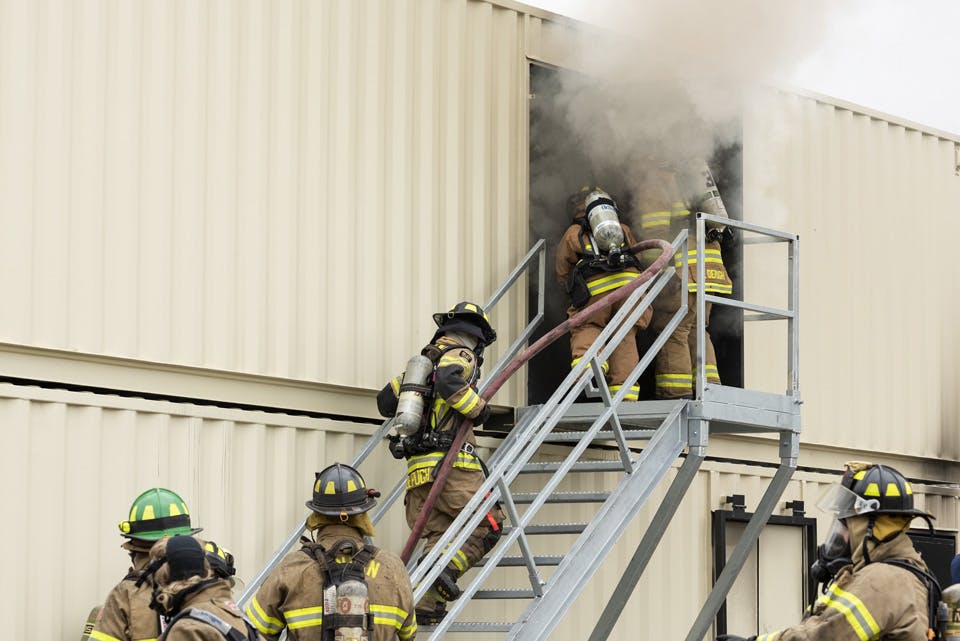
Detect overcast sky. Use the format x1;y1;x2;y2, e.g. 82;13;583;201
523;0;960;136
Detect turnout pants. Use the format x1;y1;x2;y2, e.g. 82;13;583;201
650;287;720;399
405;467;504;591
568;288;653;401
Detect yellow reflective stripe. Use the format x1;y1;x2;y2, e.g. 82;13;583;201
390;376;401;394
587;271;638;295
450;389;480;414
371;604;410;632
245;597;284;635
656;374;692;389
408;451;481;473
757;633;781;641
285;605;324;630
399;621;418;640
89;632;124;641
450;549;469;572
407;453;445;473
570;357;609;373
439;354;465;367
688;282;733;294
609;384;640;401
453;452;482;470
641;211;671;228
824;584;881;641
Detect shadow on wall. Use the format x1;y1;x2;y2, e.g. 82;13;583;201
526;64;743;406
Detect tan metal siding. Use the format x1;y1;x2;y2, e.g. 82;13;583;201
743;91;960;460
0;0;529;405
0;383;408;640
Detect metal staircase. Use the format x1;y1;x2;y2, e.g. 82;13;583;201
241;215;801;641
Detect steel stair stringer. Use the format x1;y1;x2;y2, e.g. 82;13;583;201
503;402;689;641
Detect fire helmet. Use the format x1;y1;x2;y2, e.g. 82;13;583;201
432;301;497;347
818;462;933;521
118;488;203;542
203;540;236;579
305;463;380;517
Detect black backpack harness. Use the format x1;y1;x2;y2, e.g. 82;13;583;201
880;559;946;640
303;539;379;640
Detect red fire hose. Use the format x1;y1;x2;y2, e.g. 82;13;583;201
399;238;674;563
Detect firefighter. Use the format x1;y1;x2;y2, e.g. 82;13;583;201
245;463;417;641
90;487;203;641
639;161;732;399
377;301;505;624
718;462;942;641
555;187;652;401
146;535;256;640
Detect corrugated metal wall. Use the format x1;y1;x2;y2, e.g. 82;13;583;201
5;383;953;640
0;0;529;404
742;92;960;461
0;382;411;640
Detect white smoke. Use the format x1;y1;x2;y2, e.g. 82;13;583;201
544;0;865;213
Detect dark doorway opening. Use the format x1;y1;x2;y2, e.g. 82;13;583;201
526;63;744;405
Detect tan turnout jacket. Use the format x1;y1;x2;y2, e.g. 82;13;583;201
92;555;162;641
756;534;932;641
245;525;416;641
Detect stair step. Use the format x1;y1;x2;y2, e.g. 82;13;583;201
474;555;564;567
474;589;537;599
503;523;587;535
541;429;656;442
422;622;514;632
510;491;610;504
519;460;628;474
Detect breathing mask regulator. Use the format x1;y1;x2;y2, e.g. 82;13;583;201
583;189;627;265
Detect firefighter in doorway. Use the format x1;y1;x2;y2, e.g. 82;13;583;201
718;462;943;641
245;463;416;641
377;301;505;624
141;535;256;641
90;487;203;641
556;186;652;401
638;161;732;399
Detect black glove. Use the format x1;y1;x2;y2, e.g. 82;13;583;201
716;635;754;641
473;404;492;426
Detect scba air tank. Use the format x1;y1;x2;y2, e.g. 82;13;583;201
335;579;370;641
584;190;624;255
393;354;434;436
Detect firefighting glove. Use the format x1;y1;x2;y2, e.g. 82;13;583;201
473;404;492;426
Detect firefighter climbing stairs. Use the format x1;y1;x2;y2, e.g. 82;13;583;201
240;214;801;641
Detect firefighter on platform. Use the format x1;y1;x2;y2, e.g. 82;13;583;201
377;301;505;624
145;535;257;640
638;161;733;399
90;487;203;641
245;463;417;641
556;186;652;401
718;462;943;641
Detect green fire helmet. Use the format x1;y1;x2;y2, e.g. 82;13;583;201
118;488;203;542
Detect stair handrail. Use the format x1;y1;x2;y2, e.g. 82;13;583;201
405;234;683;605
238;238;548;607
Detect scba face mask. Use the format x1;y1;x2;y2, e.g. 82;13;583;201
810;518;852;585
